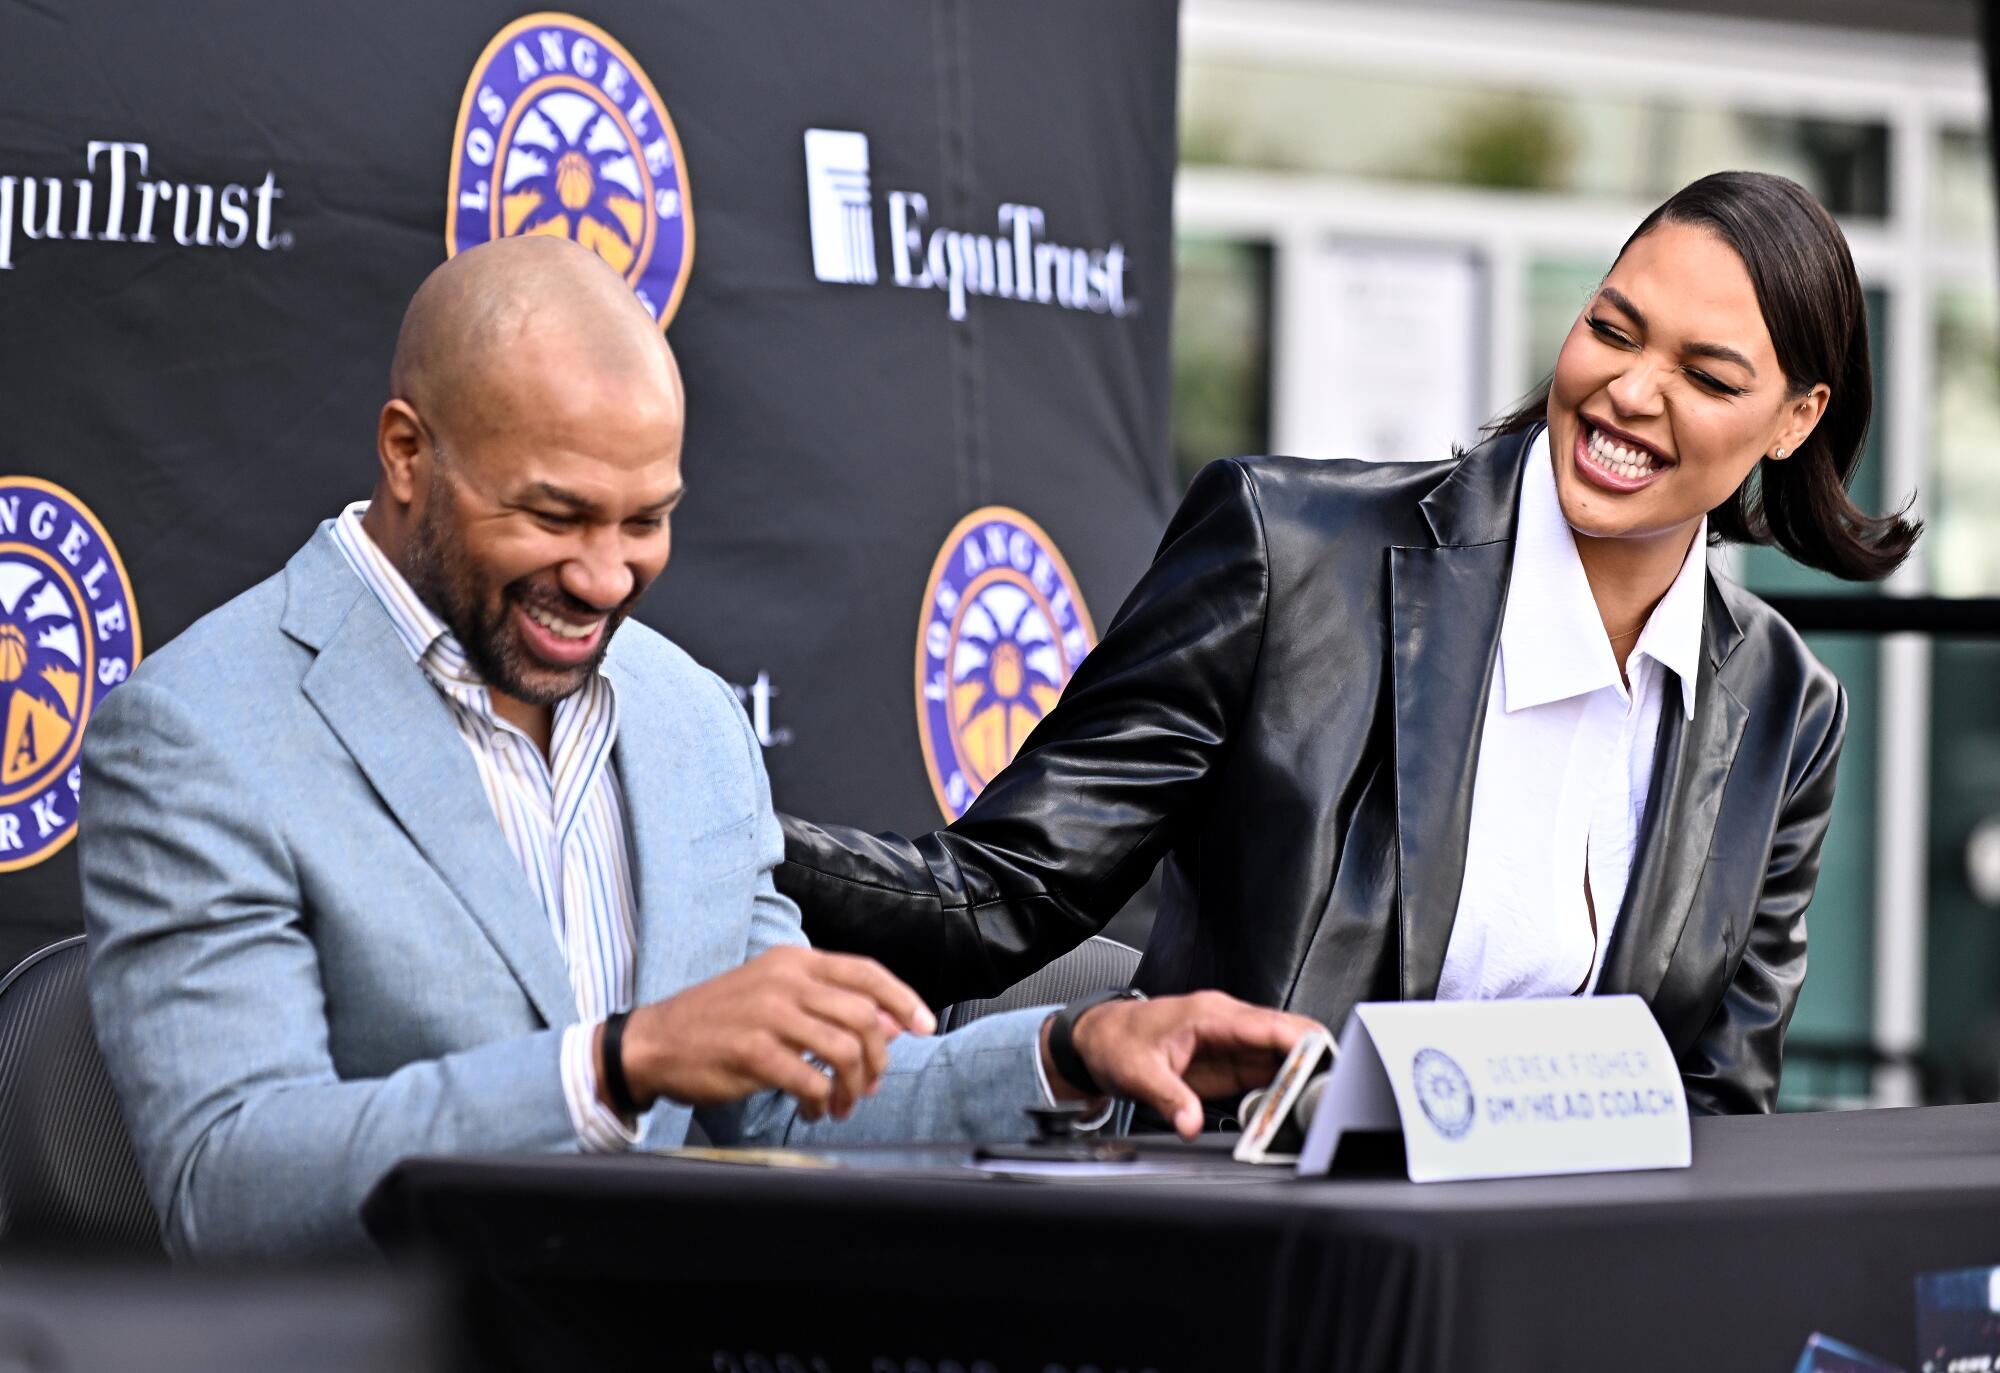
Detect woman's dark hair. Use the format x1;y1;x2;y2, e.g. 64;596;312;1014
1487;170;1919;581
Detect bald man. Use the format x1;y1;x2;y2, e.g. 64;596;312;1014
78;238;1312;1260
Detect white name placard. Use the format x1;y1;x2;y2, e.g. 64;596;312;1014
1296;996;1690;1182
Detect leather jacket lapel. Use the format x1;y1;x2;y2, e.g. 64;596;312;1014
1597;577;1749;1002
1390;429;1531;999
1389;543;1509;998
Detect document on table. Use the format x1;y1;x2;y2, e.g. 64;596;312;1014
968;1159;1189;1179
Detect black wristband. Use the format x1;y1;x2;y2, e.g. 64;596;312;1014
1048;987;1144;1098
600;1010;640;1118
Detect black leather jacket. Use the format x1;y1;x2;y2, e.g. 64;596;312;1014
779;429;1847;1114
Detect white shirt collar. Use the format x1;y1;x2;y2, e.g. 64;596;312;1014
1499;428;1705;720
327;501;618;733
331;502;453;668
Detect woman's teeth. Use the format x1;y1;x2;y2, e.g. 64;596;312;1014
525;604;596;640
1587;426;1662;480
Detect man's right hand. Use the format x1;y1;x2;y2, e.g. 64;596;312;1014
606;947;937;1122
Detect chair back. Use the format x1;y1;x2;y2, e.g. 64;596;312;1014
941;935;1143;1032
0;936;162;1255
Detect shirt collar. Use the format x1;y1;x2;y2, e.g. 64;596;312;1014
1630;507;1707;719
329;502;464;676
327;503;618;730
1499;429;1705;719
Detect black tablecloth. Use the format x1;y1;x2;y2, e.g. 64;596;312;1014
365;1104;2000;1373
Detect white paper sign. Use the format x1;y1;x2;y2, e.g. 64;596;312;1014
1296;996;1690;1182
1277;239;1486;466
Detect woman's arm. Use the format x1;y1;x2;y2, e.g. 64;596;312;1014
1679;677;1847;1115
779;458;1274;1008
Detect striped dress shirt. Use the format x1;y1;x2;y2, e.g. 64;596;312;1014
330;503;639;1151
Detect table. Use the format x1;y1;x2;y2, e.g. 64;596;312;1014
365;1104;2000;1373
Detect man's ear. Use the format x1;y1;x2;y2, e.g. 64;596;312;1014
377;400;430;504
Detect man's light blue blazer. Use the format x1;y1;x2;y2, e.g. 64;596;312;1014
78;524;1050;1260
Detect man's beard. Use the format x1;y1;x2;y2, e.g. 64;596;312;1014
403;490;631;706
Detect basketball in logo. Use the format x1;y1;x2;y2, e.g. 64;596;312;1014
446;13;695;328
0;478;140;872
915;508;1095;821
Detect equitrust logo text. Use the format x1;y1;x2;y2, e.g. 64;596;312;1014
0;141;289;272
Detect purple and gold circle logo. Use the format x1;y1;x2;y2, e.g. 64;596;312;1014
445;12;695;328
1412;1047;1476;1140
0;478;139;872
915;508;1095;821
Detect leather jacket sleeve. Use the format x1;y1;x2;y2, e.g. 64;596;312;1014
779;459;1272;1008
1679;678;1847;1115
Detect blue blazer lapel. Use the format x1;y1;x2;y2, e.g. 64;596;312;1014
282;529;577;1029
604;652;698;1007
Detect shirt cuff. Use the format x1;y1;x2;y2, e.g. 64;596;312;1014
561;1020;643;1153
1030;1008;1115;1132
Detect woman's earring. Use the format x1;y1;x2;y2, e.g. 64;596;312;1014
1774;446;1789;458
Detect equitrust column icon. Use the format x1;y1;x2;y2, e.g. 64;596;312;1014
803;128;878;286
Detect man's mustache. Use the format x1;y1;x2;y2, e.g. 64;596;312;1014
505;579;637;622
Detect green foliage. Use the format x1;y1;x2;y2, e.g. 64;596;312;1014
1433;94;1577;190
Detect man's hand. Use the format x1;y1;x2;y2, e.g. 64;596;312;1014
1041;991;1320;1139
608;947;936;1122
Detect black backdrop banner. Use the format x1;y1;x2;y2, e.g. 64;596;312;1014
0;2;1179;972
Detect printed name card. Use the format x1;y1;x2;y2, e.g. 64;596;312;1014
1296;995;1690;1181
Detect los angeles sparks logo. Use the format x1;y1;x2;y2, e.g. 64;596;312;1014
0;478;139;872
916;508;1095;821
446;13;694;327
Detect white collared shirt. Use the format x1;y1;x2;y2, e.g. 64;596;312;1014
330;503;640;1151
1437;429;1706;1002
